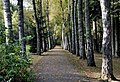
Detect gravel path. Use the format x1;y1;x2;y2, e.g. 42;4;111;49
35;46;92;82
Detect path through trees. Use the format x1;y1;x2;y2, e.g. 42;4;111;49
34;46;99;82
0;0;120;81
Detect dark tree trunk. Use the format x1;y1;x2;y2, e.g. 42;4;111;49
114;12;120;57
100;0;116;80
32;0;41;55
74;0;79;55
18;0;26;57
117;13;120;57
39;0;43;52
3;0;13;44
99;20;103;53
85;0;96;66
71;0;75;54
46;29;49;50
78;0;86;59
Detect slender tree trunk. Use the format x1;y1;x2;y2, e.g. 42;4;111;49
100;0;116;80
111;15;115;56
39;0;42;20
71;0;75;54
111;0;114;56
99;19;103;53
93;19;99;52
64;35;68;49
85;0;96;66
78;0;86;59
114;17;118;57
43;4;47;51
18;0;26;57
115;12;119;57
74;0;79;55
43;29;47;52
3;0;13;45
32;0;41;55
60;0;65;49
39;0;43;52
51;35;54;48
46;0;51;49
117;13;120;57
46;29;49;50
68;0;72;52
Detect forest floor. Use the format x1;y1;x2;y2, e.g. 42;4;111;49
31;46;120;82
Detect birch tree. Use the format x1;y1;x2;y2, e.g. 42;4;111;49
18;0;26;57
3;0;13;44
46;0;51;49
100;0;116;80
60;0;65;49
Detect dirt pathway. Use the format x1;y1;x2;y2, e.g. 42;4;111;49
34;46;95;82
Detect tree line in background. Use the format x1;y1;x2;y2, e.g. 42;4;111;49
0;0;120;81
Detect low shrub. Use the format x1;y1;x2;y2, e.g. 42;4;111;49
0;43;35;82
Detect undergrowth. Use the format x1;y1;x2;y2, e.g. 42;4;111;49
0;43;35;82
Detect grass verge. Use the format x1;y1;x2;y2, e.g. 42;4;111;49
64;50;120;81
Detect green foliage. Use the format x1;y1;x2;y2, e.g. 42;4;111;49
0;0;3;19
111;1;120;14
89;0;101;20
0;23;5;44
0;43;35;82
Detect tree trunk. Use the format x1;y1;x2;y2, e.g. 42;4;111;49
71;0;75;54
74;0;79;55
64;35;68;49
18;0;26;57
45;16;48;51
68;0;72;52
100;0;116;80
43;30;47;52
46;0;51;49
115;12;119;57
78;0;86;59
32;0;41;55
3;0;13;44
93;19;99;52
111;15;115;56
85;0;96;66
39;0;42;18
114;17;118;57
99;19;103;53
60;0;65;49
39;0;43;52
117;13;120;57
